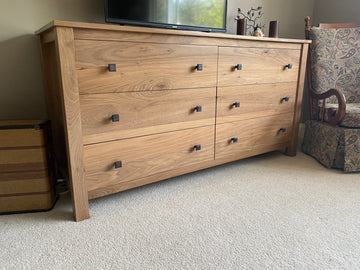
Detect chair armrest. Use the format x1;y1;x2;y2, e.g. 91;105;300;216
309;87;346;126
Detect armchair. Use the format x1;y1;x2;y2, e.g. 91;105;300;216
302;16;360;172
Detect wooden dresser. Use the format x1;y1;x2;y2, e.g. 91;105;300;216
36;21;310;221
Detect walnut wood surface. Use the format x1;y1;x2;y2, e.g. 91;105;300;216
37;21;309;221
40;41;69;178
215;114;293;159
84;126;214;192
80;88;216;144
74;29;304;50
88;145;288;200
218;47;300;86
36;20;310;44
285;44;308;156
216;83;297;124
75;40;217;93
55;27;89;221
215;114;293;160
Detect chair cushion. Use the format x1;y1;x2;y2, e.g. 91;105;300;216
324;103;360;128
309;27;360;103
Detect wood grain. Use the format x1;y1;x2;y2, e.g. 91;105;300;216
0;148;47;165
216;83;297;124
0;192;54;213
36;20;310;44
285;43;309;156
88;144;287;199
55;27;89;221
75;40;217;93
218;47;300;87
215;114;293;160
36;20;310;220
80;88;216;144
0;176;50;195
84;126;214;192
0;129;45;148
39;39;69;179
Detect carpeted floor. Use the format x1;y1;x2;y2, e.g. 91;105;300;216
1;145;359;269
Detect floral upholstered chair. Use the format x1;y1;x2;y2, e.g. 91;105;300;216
302;17;360;172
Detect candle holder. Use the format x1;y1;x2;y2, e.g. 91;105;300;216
269;21;279;38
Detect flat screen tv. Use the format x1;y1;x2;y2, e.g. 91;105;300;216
105;0;227;32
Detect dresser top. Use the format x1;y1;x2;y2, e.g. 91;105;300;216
36;20;311;44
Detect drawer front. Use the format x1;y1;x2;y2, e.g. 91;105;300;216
215;114;293;160
80;88;216;144
216;83;297;124
75;40;217;93
218;47;300;86
84;126;215;192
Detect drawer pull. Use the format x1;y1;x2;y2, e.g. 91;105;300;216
235;64;242;70
108;64;117;72
282;96;290;102
194;144;202;151
233;102;240;108
111;114;119;122
279;128;287;133
195;64;203;71
114;161;122;169
231;137;238;143
195;105;202;112
285;64;292;69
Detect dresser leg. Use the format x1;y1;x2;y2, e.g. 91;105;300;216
285;145;297;157
71;188;90;222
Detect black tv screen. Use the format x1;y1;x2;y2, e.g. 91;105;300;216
105;0;227;32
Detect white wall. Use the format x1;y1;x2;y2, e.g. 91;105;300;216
227;0;314;39
313;0;360;26
0;0;314;119
0;0;104;119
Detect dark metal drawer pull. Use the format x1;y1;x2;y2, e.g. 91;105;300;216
111;114;119;122
195;105;202;112
231;137;238;143
108;64;117;72
195;64;203;71
235;64;242;70
114;161;122;169
279;128;287;133
285;64;292;69
233;102;240;108
194;144;201;151
282;96;290;102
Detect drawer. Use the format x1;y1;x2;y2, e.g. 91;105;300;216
218;47;300;86
75;40;217;93
215;114;293;160
84;126;215;192
80;88;216;144
216;83;297;124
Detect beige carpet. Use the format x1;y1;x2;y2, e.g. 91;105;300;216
1;146;360;269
